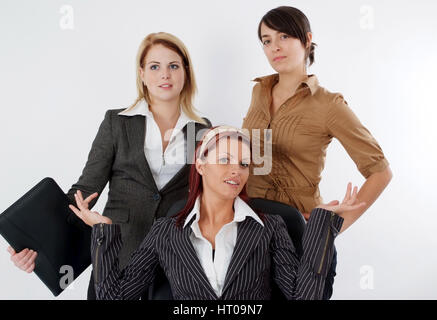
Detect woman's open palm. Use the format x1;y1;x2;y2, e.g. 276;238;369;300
316;183;366;218
69;190;112;227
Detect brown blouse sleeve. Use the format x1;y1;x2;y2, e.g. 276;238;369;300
325;94;389;178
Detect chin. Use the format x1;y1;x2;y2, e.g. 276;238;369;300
215;190;240;201
156;94;180;102
271;63;299;75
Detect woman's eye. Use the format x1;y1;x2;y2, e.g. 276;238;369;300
150;65;159;70
170;64;179;70
218;157;229;164
280;34;289;40
262;39;271;46
240;162;249;168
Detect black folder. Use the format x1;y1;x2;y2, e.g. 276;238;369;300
0;177;91;296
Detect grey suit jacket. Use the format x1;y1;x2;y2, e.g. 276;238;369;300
66;109;211;268
90;207;343;300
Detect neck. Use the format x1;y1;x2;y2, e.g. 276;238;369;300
276;67;308;94
199;191;235;227
149;98;181;124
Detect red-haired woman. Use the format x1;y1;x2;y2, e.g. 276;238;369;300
69;125;364;300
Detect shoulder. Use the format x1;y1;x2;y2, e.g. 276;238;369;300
102;108;126;117
260;214;287;230
311;84;347;107
99;108;129;124
200;117;212;128
306;85;351;122
150;217;178;235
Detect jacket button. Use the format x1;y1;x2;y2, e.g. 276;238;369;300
153;193;161;201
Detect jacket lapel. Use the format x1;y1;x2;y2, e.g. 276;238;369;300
170;218;218;299
160;121;205;193
123;115;158;191
221;217;264;295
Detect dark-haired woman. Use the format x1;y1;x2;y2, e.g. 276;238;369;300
69;125;365;300
242;6;392;299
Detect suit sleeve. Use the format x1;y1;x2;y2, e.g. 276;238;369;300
271;208;344;300
91;218;166;300
66;110;115;208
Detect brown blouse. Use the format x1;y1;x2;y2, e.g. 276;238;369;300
242;74;389;213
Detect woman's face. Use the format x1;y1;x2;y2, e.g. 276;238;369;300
260;22;310;74
139;44;186;105
196;137;251;201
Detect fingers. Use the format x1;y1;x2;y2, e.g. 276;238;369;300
7;246;16;255
77;190;98;205
24;263;35;273
350;186;358;202
344;186;359;206
74;193;87;211
22;251;37;272
69;204;83;219
327;200;339;206
83;192;98;205
14;248;31;260
12;249;37;271
342;182;352;203
350;201;366;210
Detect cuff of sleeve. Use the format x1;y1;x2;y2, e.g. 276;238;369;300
91;223;122;285
91;223;121;254
330;212;344;237
360;158;389;178
309;208;343;229
304;208;344;276
310;208;344;237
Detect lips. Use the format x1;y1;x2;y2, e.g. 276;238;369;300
159;83;173;89
224;178;240;187
273;56;286;62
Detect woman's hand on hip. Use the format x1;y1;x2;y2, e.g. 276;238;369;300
69;190;112;227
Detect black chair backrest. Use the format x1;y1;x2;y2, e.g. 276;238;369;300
147;197;306;300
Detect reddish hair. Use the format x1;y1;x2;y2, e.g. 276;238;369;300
174;127;264;227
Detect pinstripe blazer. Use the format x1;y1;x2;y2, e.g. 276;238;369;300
65;109;211;269
91;207;343;300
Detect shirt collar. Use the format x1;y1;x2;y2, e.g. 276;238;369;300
252;73;319;96
118;98;150;116
183;195;264;229
118;98;202;135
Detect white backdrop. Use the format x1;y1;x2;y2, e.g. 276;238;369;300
0;0;436;299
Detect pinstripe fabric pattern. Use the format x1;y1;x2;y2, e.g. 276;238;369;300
66;109;211;272
91;207;343;300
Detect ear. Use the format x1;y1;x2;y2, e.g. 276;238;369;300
306;32;313;48
195;158;205;176
139;67;145;84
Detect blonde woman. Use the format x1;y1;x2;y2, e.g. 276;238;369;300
7;32;212;299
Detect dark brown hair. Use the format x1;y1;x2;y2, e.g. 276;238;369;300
258;6;316;66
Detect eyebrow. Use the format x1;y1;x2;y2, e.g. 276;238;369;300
261;30;283;38
220;152;251;161
146;61;181;65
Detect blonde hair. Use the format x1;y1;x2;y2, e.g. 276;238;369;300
128;32;207;125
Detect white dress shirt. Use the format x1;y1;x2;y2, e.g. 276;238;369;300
118;98;201;190
183;195;264;297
